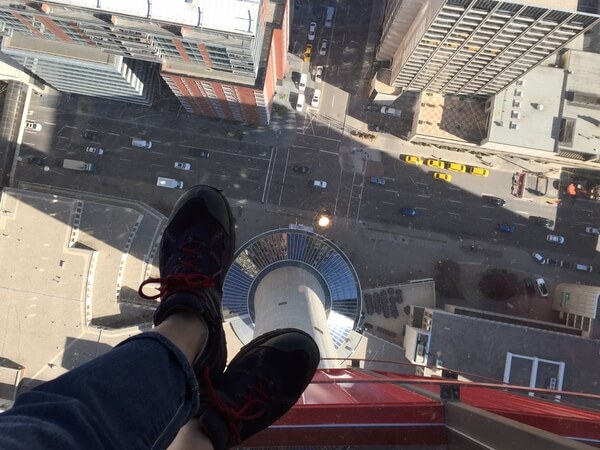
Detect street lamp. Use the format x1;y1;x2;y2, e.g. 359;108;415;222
315;211;333;230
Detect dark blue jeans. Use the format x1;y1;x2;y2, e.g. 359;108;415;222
0;332;199;449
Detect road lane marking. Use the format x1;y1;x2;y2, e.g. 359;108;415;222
319;149;338;155
153;140;163;143
449;199;462;203
482;205;495;208
107;132;120;136
64;125;77;129
448;212;460;216
23;142;34;146
448;187;460;191
480;217;493;221
417;194;431;198
151;151;164;155
382;201;394;205
43;121;56;125
415;182;428;186
514;223;527;227
120;158;131;162
278;148;290;206
415;207;428;210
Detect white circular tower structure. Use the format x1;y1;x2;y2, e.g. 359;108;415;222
222;227;363;368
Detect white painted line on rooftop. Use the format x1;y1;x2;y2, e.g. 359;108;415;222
319;149;338;155
480;217;493;221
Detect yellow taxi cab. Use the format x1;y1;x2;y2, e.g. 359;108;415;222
404;155;423;165
303;44;313;62
426;159;445;169
469;166;489;177
432;172;452;182
448;162;467;173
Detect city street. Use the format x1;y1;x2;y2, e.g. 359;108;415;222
11;0;600;272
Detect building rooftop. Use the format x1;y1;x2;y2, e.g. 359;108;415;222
428;309;600;397
484;66;564;153
561;50;600;156
47;0;260;35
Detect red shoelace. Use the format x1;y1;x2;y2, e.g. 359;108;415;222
138;239;220;300
203;367;274;444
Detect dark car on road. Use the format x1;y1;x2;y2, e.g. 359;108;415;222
546;258;560;267
293;165;310;174
369;176;385;186
523;278;535;296
83;130;100;141
484;196;505;206
400;208;417;217
27;156;46;166
533;216;554;228
497;223;514;233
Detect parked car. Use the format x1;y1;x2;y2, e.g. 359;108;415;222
576;264;593;273
469;166;489;177
448;162;467;173
156;177;183;189
546;234;564;244
432;172;452;182
536;278;549;297
585;226;600;234
319;39;328;56
484;196;506;206
83;130;100;141
303;44;313;62
533;216;554;228
174;162;191;170
546;258;560;267
132;139;152;149
25;120;42;131
426;159;445;169
531;252;546;264
497;223;515;233
404;155;423;165
293;165;310;174
560;260;573;269
310;179;327;189
315;66;323;83
193;150;210;158
523;278;535;296
311;89;321;108
307;22;317;41
296;93;305;112
299;73;308;93
369;176;385;186
400;208;417;217
27;156;46;166
85;147;104;155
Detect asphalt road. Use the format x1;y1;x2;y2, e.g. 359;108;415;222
13;0;600;268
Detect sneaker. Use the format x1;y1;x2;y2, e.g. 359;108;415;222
199;329;320;450
139;185;235;380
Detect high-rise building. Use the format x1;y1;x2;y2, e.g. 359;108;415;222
0;0;287;124
375;0;600;97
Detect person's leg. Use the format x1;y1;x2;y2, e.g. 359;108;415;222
0;312;207;450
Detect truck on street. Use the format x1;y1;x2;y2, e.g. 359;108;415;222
63;159;96;172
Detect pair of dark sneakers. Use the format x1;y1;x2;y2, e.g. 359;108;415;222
139;186;320;449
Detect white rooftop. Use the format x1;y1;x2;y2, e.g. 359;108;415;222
49;0;260;34
483;66;564;153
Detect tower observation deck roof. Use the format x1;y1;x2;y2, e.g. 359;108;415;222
222;228;362;349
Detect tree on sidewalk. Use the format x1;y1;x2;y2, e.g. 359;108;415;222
434;259;464;299
478;268;519;301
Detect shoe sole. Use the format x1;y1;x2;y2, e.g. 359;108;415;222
228;328;320;375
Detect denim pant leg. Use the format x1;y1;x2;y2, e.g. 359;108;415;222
0;332;199;450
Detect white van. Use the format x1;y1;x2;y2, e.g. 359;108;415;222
324;6;334;28
299;73;308;93
132;139;153;149
157;177;183;189
296;93;305;112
